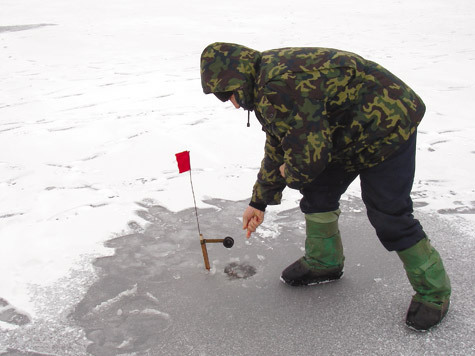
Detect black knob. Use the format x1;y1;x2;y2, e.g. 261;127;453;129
222;236;234;248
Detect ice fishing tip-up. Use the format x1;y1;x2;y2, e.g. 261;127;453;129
200;235;234;270
175;150;235;270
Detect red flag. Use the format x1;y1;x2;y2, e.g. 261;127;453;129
175;151;191;173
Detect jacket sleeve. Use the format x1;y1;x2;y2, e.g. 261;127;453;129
250;132;287;208
281;98;333;190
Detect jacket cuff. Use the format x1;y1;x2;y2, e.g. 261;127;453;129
249;201;267;212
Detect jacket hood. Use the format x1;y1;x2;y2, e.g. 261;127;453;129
200;42;261;110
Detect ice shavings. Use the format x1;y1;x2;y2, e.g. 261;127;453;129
140;309;171;320
255;210;282;240
91;284;138;315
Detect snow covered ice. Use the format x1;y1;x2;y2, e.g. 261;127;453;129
1;0;474;355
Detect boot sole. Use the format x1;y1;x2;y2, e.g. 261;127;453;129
279;273;343;287
405;324;430;333
405;320;445;333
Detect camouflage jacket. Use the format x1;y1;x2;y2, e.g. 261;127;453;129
201;43;425;209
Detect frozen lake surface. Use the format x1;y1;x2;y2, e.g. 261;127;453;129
2;198;474;355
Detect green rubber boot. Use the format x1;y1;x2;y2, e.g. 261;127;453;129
281;209;344;286
397;237;451;331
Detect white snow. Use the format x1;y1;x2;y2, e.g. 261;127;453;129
0;0;474;320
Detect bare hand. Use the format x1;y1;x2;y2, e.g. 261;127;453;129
279;163;286;178
242;206;265;238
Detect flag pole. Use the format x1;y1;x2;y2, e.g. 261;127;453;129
188;161;211;270
189;169;201;236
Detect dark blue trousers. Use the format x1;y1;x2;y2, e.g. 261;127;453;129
299;133;425;251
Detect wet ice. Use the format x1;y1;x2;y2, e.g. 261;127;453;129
224;262;257;279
